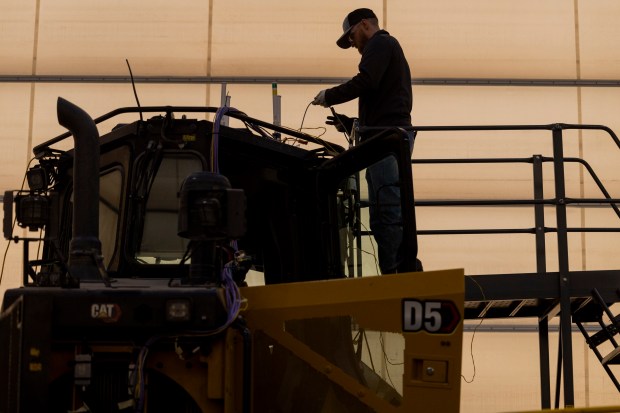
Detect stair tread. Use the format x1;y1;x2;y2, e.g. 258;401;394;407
602;346;620;365
589;323;620;347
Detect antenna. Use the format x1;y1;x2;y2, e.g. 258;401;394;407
125;59;143;122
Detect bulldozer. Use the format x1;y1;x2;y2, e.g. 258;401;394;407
0;98;464;412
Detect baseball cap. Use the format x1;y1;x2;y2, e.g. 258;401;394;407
336;8;378;49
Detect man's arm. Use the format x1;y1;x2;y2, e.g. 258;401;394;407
325;34;393;106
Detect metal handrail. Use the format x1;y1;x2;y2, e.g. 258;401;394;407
403;124;620;234
33;105;345;157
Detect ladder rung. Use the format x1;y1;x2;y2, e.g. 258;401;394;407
589;322;620;347
602;346;620;365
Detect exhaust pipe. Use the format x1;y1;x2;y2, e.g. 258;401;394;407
57;97;102;283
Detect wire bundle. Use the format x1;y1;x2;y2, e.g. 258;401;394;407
211;106;238;173
133;263;244;411
220;263;244;329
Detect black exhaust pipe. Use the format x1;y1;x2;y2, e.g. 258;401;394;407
57;97;102;283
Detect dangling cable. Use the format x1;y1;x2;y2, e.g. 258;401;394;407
461;276;486;384
299;101;313;131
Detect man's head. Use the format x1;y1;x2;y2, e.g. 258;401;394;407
337;8;380;53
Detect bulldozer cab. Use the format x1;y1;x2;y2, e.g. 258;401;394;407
10;104;418;287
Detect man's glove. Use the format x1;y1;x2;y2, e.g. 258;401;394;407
326;112;354;134
312;90;328;107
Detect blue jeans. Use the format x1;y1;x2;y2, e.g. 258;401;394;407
365;131;415;273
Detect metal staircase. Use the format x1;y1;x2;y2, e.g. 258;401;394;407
574;288;620;392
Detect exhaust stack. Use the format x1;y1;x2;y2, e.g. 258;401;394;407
57;97;102;283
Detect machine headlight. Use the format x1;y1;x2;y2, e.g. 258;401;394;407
166;299;191;322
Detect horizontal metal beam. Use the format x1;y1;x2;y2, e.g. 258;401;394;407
463;323;600;333
2;75;620;87
465;269;620;302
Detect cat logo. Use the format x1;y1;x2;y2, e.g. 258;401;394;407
91;303;122;323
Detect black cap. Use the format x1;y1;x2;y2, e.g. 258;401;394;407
336;8;377;49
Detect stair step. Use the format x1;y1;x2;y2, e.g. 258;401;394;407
589;321;620;347
602;346;620;365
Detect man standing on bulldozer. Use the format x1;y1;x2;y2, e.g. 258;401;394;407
313;8;419;274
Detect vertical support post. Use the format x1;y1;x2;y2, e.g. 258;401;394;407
354;171;363;277
552;125;575;407
538;318;551;408
220;83;229;126
220;82;227;107
533;154;547;275
555;330;563;408
272;83;281;141
533;154;551;408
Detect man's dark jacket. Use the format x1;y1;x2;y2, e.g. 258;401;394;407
324;30;412;130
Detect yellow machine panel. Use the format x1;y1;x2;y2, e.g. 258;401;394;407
240;268;464;412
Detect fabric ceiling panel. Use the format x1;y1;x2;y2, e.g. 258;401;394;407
27;83;351;152
580;88;620;196
412;85;580;200
417;207;534;275
210;0;382;77
416;207;585;275
0;83;35;292
221;82;355;147
0;0;37;74
583;209;620;271
0;84;33;190
5;1;620;80
579;0;620;79
389;0;577;79
35;0;210;76
30;83;210;150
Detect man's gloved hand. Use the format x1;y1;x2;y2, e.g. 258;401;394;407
312;90;328;107
326;112;354;134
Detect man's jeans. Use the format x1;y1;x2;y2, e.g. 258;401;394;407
365;130;415;274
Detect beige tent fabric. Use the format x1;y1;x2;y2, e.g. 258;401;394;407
2;1;620;410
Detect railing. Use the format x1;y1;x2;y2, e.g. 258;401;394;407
361;123;620;408
414;123;620;408
359;123;620;275
409;123;620;276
